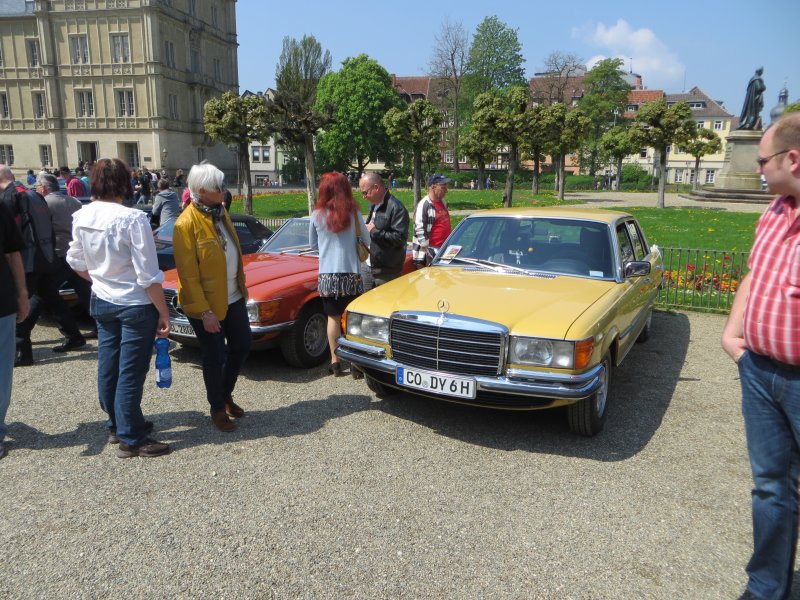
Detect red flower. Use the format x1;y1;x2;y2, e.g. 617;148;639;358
687;264;696;271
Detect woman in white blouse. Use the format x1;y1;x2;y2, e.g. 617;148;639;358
67;157;171;459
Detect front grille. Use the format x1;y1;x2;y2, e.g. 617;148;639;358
163;288;186;320
390;315;504;377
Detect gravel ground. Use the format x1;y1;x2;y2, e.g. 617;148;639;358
1;311;794;600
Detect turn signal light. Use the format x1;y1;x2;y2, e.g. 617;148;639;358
574;337;594;370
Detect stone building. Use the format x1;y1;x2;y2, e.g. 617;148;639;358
0;0;238;177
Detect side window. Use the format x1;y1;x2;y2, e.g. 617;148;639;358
616;225;635;265
625;221;645;260
233;221;254;245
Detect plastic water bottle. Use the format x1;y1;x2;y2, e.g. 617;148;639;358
154;337;172;389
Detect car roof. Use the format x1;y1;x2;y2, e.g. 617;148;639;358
467;206;633;224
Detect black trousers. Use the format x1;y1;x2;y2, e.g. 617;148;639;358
16;260;84;342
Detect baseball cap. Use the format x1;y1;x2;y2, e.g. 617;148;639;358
427;173;451;186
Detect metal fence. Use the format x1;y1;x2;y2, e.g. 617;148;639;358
253;220;746;315
657;247;748;314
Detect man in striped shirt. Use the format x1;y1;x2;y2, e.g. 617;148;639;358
722;112;800;600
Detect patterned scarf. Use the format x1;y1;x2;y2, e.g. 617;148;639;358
191;199;227;251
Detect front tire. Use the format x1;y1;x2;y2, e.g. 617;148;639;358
568;354;611;436
280;302;328;368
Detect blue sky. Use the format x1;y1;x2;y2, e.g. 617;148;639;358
237;0;799;116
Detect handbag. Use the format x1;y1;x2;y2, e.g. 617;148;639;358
356;238;370;262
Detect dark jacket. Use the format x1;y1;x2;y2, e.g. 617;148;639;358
366;190;409;273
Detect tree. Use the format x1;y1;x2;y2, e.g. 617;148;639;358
599;126;639;190
314;54;404;176
472;86;532;207
383;100;443;206
428;19;469;172
267;35;332;214
204;91;271;215
628;100;696;208
578;58;631;175
784;101;800;114
538;51;584;104
464;16;526;100
521;103;560;194
460;125;496;190
546;103;592;201
684;127;722;190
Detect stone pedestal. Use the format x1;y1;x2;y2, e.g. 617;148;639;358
715;129;762;190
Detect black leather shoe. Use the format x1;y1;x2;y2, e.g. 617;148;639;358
116;438;170;458
14;354;34;367
108;420;154;444
328;362;348;377
737;590;762;600
53;337;87;353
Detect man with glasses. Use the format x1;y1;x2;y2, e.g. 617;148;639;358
358;172;409;290
722;112;800;600
412;173;452;268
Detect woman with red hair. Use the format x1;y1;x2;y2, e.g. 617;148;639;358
309;172;370;375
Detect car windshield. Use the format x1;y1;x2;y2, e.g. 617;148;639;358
259;218;316;255
153;218;176;243
433;215;615;279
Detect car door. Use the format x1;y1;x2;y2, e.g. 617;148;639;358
613;222;647;361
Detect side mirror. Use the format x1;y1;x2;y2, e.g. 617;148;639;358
624;261;651;278
426;246;438;260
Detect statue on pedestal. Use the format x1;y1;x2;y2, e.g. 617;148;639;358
736;67;766;130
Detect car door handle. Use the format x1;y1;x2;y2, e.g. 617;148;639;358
644;277;652;284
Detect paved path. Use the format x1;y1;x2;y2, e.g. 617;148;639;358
562;191;769;213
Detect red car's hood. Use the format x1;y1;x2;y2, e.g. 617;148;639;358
161;251;319;289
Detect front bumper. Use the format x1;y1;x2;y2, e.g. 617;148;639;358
336;337;605;409
167;315;294;349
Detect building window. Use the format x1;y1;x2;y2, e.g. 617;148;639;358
713;120;723;131
696;120;705;129
164;41;175;68
251;146;260;162
40;145;51;167
188;0;196;16
688;170;696;184
689;101;705;109
627;104;638;112
76;90;94;117
0;93;9;118
33;92;45;118
213;58;221;81
123;143;139;168
191;93;198;120
116;89;134;117
110;33;130;63
443;150;454;164
675;169;683;183
0;44;4;67
190;50;200;74
168;94;179;119
0;145;14;165
262;146;270;162
69;34;90;64
211;5;218;27
283;154;290;165
665;145;672;155
639;148;647;158
705;169;716;184
27;39;40;67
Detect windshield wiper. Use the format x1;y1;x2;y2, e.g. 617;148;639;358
441;256;533;275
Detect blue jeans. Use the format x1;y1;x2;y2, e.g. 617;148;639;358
0;313;16;442
91;296;158;446
739;350;800;600
187;298;251;412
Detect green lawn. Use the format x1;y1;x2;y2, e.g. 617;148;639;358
233;190;759;252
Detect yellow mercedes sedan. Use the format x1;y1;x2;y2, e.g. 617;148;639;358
336;207;663;436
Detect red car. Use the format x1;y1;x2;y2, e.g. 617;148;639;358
162;217;414;367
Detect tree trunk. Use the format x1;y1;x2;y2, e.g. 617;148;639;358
532;154;540;195
558;152;567;201
553;155;561;193
477;160;486;190
452;115;460;172
616;157;623;190
240;141;253;215
693;156;701;191
303;136;316;215
412;151;423;207
657;148;667;208
504;143;517;208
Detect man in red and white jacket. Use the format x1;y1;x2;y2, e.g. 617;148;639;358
412;173;452;267
722;112;800;600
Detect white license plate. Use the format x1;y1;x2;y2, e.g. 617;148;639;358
170;323;196;337
396;366;476;399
